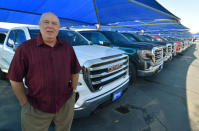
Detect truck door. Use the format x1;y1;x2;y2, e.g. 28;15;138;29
1;30;26;72
0;30;16;72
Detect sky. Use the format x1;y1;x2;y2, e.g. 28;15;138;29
157;0;199;34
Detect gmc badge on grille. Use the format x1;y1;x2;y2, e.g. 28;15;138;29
108;63;122;72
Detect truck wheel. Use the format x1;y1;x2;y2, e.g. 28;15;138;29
129;62;136;86
0;69;7;80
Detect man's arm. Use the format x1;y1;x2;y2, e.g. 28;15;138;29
71;73;79;92
10;80;27;107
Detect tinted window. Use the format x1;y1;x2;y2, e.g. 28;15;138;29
164;37;175;41
80;32;110;44
0;33;6;44
140;35;154;42
152;37;162;42
102;31;130;44
29;29;89;46
29;29;40;38
122;33;137;42
59;30;89;46
15;30;26;46
7;31;16;48
135;35;147;41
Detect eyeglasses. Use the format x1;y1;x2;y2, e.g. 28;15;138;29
42;20;59;26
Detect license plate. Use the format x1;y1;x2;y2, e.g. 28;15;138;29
112;89;122;101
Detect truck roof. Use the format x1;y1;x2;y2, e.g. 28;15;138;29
10;26;71;31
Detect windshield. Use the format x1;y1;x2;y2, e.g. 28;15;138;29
122;33;138;42
152;36;162;42
80;31;110;44
164;37;175;41
139;35;154;42
102;31;130;43
161;37;168;42
132;34;147;42
29;29;89;46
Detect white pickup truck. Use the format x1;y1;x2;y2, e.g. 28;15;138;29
0;26;129;118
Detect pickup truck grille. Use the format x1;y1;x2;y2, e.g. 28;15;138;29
167;44;172;54
172;45;175;53
163;46;167;57
153;47;163;63
83;54;128;92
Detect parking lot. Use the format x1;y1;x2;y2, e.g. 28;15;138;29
0;43;199;131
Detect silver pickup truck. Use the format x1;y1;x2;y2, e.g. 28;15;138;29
0;26;130;118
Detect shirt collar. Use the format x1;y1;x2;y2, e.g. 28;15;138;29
36;33;63;47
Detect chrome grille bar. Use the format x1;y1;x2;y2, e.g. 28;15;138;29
89;59;127;71
92;70;127;85
90;65;127;78
83;54;128;92
153;47;163;64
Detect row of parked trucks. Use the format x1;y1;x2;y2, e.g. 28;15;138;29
0;26;193;118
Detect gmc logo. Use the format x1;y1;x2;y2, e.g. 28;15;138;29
108;63;122;72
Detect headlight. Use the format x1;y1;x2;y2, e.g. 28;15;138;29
137;50;153;59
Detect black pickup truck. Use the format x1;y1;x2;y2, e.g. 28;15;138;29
122;33;173;62
79;30;164;83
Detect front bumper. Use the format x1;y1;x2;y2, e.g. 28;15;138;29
176;48;182;53
74;78;129;118
163;54;172;62
137;62;163;77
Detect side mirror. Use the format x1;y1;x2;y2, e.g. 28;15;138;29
13;45;18;52
88;41;93;45
99;41;109;46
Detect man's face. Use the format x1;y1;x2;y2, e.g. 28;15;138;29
39;13;60;41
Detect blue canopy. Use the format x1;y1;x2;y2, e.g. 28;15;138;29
132;0;178;19
0;27;8;32
96;20;188;32
193;33;199;37
0;0;179;26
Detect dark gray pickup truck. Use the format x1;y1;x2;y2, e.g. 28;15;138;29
79;30;164;83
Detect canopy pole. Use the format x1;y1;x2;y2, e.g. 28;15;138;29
93;0;101;30
104;22;179;28
128;0;180;21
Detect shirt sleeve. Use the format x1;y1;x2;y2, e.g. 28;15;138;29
71;46;81;74
7;46;27;82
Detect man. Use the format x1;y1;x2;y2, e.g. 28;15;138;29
7;12;81;131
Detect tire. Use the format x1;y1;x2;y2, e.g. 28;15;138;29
129;62;136;86
0;69;7;80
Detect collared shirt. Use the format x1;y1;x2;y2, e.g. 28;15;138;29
8;34;81;113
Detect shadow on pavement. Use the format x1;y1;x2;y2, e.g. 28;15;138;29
132;44;197;131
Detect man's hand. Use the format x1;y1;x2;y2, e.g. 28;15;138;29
71;73;79;93
10;80;27;107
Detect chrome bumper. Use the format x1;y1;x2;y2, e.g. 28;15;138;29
74;78;129;118
137;62;163;77
163;54;172;62
176;48;182;53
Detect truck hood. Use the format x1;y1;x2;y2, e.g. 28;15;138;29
116;41;157;50
149;41;167;46
73;45;124;65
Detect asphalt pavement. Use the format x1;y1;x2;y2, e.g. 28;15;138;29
0;43;199;131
